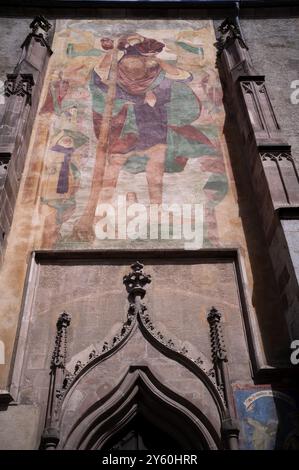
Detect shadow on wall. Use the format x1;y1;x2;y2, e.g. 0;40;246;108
272;386;299;449
222;111;290;367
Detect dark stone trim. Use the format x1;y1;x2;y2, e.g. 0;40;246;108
238;75;265;82
258;145;292;154
0;16;54;264
216;12;299;341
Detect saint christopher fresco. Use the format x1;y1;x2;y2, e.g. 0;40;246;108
72;33;218;241
37;24;228;247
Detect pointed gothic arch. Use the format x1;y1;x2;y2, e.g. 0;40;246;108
41;262;239;450
60;366;220;450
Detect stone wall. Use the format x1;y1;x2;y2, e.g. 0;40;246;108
0;6;298;450
217;14;299;339
0;16;54;264
241;17;299;166
0;18;31;122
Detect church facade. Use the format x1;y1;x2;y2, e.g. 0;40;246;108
0;0;298;450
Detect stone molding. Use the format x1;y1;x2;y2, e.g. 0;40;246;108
38;262;240;450
216;15;299;339
0;16;53;264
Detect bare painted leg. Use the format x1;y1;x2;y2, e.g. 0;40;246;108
145;144;166;205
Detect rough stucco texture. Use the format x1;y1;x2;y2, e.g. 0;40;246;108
241;18;299;166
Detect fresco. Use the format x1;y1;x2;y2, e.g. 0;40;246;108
234;387;299;450
26;20;228;249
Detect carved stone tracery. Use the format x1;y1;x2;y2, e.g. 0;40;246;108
51;311;71;369
60;263;223;404
41;311;71;450
41;262;240;450
4;74;34;106
207;306;227;364
260;151;294;162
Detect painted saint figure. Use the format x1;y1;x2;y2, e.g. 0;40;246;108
73;33;216;240
41;129;88;246
51;136;75;194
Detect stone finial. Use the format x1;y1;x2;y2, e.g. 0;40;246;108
30;15;52;35
216;17;248;56
207;305;222;324
123;261;151;300
51;311;71;369
207;307;227;362
22;15;53;55
218;17;242;38
56;310;71;330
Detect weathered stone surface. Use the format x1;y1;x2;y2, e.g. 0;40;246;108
241;18;299;167
0;18;31;122
0;404;40;450
0;9;298;451
14;258;251;405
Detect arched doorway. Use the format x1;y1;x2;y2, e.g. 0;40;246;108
40;262;237;451
60;367;220;450
103;415;181;451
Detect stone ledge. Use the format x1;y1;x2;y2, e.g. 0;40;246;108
0;390;14;405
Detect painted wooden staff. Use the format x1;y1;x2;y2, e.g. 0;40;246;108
72;39;119;241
